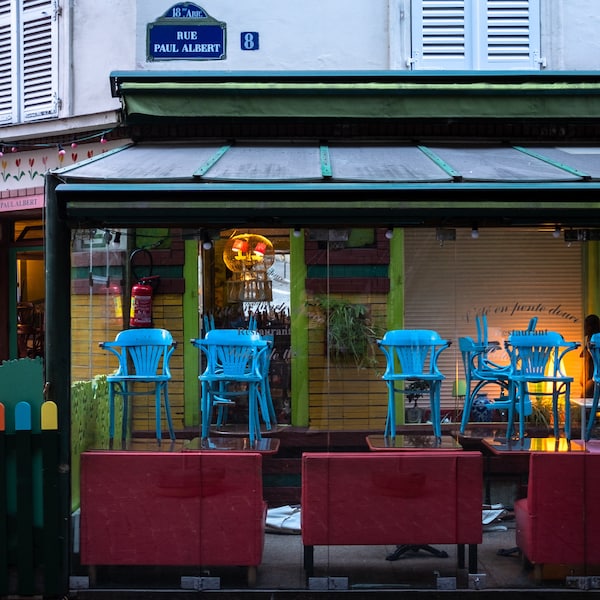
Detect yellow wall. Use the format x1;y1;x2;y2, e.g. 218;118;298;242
71;292;187;434
307;292;388;430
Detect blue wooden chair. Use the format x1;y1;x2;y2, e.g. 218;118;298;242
191;329;270;444
584;332;600;440
377;329;451;439
99;328;177;444
459;315;539;433
196;319;277;431
505;330;580;442
458;336;512;434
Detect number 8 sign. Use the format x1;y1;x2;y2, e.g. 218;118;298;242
241;32;259;50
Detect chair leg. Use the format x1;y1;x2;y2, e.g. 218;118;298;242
121;383;129;442
200;382;211;439
155;387;162;443
506;383;517;440
586;386;600;440
385;384;395;437
258;381;275;431
559;383;571;441
518;383;527;441
163;384;175;441
108;384;115;441
248;384;262;444
429;383;441;439
459;389;473;434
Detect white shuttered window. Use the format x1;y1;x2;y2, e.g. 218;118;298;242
410;0;542;70
0;0;58;124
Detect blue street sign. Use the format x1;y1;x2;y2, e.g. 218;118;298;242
147;2;226;61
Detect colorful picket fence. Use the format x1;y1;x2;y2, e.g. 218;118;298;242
0;399;60;596
0;358;62;597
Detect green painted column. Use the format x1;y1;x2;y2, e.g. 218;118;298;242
584;242;600;318
387;229;405;331
386;228;405;424
290;230;309;427
183;240;200;427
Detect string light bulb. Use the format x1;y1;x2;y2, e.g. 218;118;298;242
385;228;394;240
471;227;479;239
293;228;302;238
57;144;66;156
553;226;561;239
100;134;107;144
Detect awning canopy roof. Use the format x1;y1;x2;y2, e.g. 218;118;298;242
52;141;600;229
48;70;600;230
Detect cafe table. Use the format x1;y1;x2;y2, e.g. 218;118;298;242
366;433;462;451
481;435;586;456
365;432;464;562
184;435;280;454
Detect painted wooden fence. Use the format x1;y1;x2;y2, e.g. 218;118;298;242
0;357;61;597
0;399;60;596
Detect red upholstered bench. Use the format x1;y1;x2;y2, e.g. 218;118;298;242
515;451;600;581
301;451;483;578
80;451;266;586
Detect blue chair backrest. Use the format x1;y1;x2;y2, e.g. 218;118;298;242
588;332;600;382
103;328;175;377
476;314;537;347
377;329;450;377
192;331;267;379
506;330;576;377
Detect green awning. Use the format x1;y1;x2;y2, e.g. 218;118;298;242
109;70;600;121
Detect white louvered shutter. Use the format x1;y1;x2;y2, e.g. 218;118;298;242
411;0;470;69
21;0;58;121
477;0;541;69
410;0;541;70
0;0;16;124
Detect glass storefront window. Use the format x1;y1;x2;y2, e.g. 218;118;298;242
69;225;592;591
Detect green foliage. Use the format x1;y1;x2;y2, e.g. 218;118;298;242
406;379;429;407
310;296;380;368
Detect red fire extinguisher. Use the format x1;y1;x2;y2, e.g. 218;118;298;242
129;248;160;327
130;276;159;327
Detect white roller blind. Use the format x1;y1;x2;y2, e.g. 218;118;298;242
404;228;584;413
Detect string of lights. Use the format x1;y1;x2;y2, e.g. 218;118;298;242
0;127;117;157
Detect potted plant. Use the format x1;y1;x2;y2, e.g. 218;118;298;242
526;397;553;435
309;296;380;368
405;379;428;423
